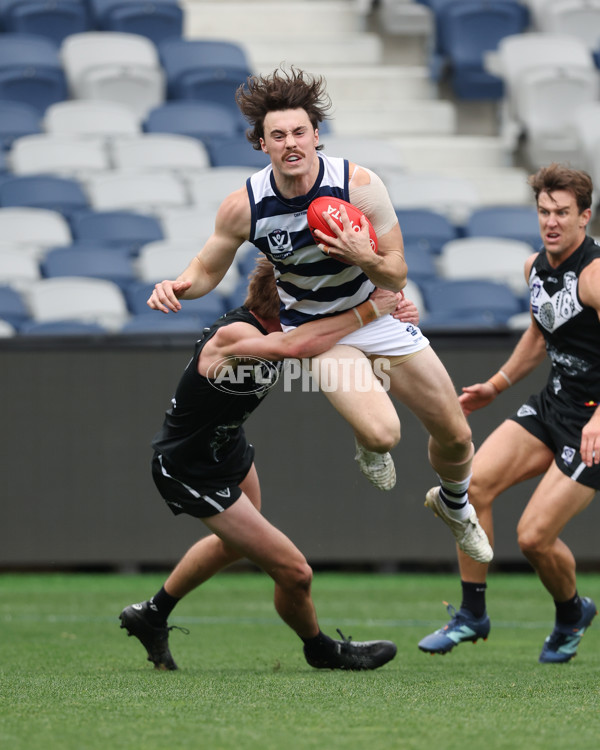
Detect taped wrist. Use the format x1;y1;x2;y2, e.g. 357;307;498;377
353;299;381;327
488;369;512;393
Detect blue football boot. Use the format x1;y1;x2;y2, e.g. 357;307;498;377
419;602;491;654
539;597;597;664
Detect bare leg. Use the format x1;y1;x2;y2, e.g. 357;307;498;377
308;344;400;452
457;420;554;582
164;464;261;598
119;474;319;671
203;493;318;638
516;462;595;601
383;346;473;480
416;419;555;653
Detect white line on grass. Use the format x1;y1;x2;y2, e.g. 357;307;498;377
0;613;552;629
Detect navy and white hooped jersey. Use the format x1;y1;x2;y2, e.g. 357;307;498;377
246;153;376;328
529;235;600;406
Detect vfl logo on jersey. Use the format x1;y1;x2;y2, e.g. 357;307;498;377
561;445;576;466
267;228;294;258
517;404;537;418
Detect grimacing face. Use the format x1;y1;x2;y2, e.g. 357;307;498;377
537;189;591;265
259;108;319;182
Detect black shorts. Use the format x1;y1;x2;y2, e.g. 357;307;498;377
151;453;242;518
509;391;600;490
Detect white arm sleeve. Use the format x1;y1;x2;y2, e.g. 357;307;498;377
349;167;398;237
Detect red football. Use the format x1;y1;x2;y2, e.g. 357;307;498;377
307;196;378;262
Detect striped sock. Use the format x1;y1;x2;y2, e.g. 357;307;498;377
439;476;471;520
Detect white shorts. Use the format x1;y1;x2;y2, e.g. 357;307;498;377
336;314;429;356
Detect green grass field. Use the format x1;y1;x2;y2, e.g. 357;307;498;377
1;571;599;750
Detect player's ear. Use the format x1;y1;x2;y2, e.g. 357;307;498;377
581;207;592;227
259;138;268;154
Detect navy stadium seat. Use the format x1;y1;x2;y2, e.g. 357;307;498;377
0;31;61;63
206;134;270;168
144;101;242;149
428;0;529;99
0;100;42;149
236;245;263;279
465;206;542;250
0;33;68;112
71;210;164;254
124;280;227;321
41;246;136;290
44;239;137;253
225;277;251;310
90;0;183;44
158;38;251;127
19;319;108;336
158;38;251;85
403;242;439;284
119;312;206;335
0;174;89;218
0;285;30;328
395;208;458;254
420;310;501;331
420;278;522;325
0;1;92;45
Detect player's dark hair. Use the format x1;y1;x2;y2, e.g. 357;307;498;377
244;257;281;319
528;163;594;214
236;67;331;150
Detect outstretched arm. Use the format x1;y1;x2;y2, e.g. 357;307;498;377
148;188;250;313
459;320;547;415
459;253;545;416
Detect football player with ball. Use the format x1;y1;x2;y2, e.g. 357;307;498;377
148;67;492;566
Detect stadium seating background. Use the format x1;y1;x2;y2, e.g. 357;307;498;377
3;0;600;569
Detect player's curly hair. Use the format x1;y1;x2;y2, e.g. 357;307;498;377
244;256;281;320
235;67;332;150
528;163;593;214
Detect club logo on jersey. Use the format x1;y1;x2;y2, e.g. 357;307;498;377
267;229;294;258
206;356;282;395
530;269;582;332
538;301;555;330
561;445;576;466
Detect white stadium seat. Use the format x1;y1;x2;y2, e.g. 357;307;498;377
61;32;166;118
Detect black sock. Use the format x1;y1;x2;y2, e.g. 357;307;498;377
301;630;336;655
148;586;181;624
554;592;582;625
460;580;487;619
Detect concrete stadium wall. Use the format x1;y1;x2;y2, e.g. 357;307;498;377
1;332;598;570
